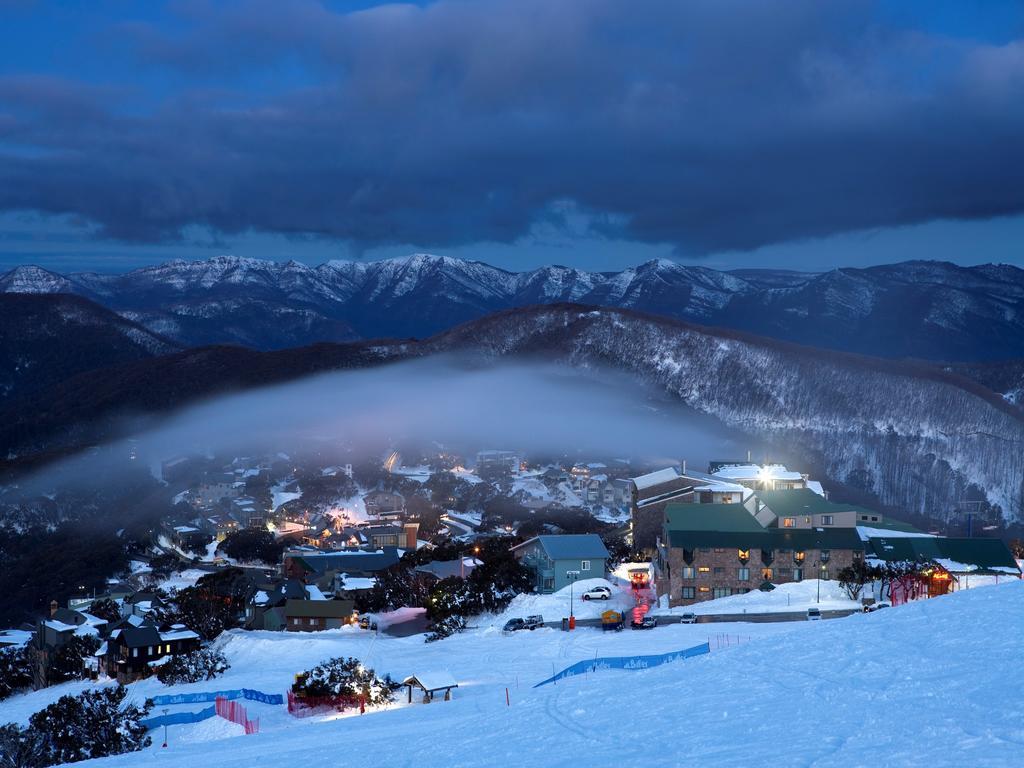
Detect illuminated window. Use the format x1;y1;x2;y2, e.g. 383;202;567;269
794;551;805;563
761;568;773;580
698;586;711;593
783;517;795;528
737;549;750;562
697;566;711;574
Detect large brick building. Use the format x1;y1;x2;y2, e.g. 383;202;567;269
656;501;864;605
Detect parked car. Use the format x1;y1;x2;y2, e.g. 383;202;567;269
679;612;697;624
866;601;891;613
631;615;658;630
358;616;378;630
524;615;544;630
503;618;527;633
806;607;822;621
581;586;612;601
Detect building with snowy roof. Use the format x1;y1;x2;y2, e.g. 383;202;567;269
511;534;610;593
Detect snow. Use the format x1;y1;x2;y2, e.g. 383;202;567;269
631;467;681;490
487;578;634;626
857;525;935;540
157;569;208;592
270;481;302;512
653;579;860;616
13;581;1021;767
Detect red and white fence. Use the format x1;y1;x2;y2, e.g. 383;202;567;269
215;695;259;734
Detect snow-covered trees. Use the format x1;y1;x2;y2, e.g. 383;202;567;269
837;561;883;601
155;648;229;685
46;635;101;685
0;646;34;701
1;687;151;767
218;529;282;565
292;657;399;707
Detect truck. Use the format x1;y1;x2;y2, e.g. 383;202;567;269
601;610;624;632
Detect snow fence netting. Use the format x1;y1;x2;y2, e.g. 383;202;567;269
533;642;710;688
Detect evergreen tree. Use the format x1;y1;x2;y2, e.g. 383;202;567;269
0;723;50;768
292;657;399;706
47;635;101;685
0;646;34;701
86;598;121;624
28;687;151;765
155;648;230;685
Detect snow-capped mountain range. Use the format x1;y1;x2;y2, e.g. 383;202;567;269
3;254;1023;360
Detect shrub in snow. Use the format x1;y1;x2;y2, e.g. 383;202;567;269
27;686;151;766
155;648;229;685
0;722;49;768
86;598;122;624
0;645;34;701
292;657;399;707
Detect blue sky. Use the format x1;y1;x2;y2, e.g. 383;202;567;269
1;0;1022;273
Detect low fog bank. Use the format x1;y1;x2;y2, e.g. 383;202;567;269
10;356;750;494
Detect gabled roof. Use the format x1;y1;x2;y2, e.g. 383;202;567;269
119;625;162;648
288;547;402;575
754;488;864;518
866;537;1020;574
665;503;864;550
284;598;355;619
512;534;610;561
403;671;458;692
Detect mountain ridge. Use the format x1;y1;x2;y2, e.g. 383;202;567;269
5;255;1024;360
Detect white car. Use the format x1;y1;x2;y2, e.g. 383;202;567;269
866;601;891;613
806;607;822;621
679;612;697;624
581;586;612;601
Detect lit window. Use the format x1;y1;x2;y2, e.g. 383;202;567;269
761;568;773;580
698;586;711;593
794;551;805;563
783;518;795;528
697;566;710;574
737;549;750;562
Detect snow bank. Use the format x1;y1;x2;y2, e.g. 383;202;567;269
654;579;859;616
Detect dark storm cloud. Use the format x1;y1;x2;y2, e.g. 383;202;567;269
0;0;1023;253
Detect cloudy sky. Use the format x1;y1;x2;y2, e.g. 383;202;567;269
1;0;1023;273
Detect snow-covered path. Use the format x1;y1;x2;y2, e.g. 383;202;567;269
20;580;1023;767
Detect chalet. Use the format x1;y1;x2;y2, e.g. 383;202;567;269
284;598;356;632
33;603;108;688
282;547;402;587
363;490;406;519
102;623;201;683
747;488;870;530
511;534;610;593
708;462;812;492
657;502;864;605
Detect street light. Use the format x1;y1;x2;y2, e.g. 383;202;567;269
817;562;826;604
566;570;581;629
162;709;169;748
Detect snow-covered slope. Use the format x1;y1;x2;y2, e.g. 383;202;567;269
423;306;1024;522
13;580;1022;767
5;255;1023;359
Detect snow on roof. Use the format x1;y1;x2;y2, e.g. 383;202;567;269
713;464;804;481
692;482;745;493
403;671;458;692
806;480;825;497
94;641;108;657
173;525;200;533
631;467;681;490
857;526;934;541
43;620;78;632
305;584;329;601
160;629;200;641
253;590;270;605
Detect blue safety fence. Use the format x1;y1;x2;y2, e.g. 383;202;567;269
533;642;710;688
141;705;216;730
150;688;283;706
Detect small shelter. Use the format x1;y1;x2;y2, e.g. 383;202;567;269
402;672;458;703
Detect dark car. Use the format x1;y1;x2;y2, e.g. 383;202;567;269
631;615;658;630
503;618;527;633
